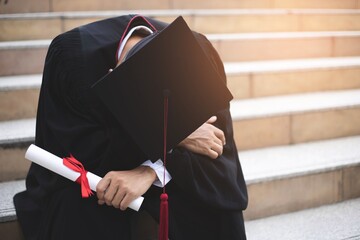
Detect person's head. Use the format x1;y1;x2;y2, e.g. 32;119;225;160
116;34;144;67
116;26;154;67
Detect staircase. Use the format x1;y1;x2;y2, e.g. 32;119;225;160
1;0;360;239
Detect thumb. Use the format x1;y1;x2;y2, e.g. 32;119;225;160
206;116;217;124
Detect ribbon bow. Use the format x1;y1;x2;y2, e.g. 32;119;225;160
63;154;93;198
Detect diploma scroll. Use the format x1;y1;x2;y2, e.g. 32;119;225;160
25;144;144;211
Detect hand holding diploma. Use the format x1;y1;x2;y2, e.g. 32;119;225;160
96;166;157;211
25;144;144;211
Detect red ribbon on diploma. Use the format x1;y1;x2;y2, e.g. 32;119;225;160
63;154;93;198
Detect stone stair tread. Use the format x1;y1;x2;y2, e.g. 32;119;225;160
231;89;360;120
0;119;35;145
208;30;360;40
2;8;359;42
0;40;50;50
225;56;360;74
0;74;41;91
240;135;360;184
1;9;360;20
2;0;360;14
245;197;360;240
0;180;25;222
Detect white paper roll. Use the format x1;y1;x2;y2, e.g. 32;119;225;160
25;144;144;211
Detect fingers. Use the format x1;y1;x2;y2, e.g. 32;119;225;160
210;142;223;158
213;127;226;146
103;184;119;206
119;192;135;211
207;149;219;159
96;169;153;211
206;123;226;146
96;177;111;204
97;175;127;209
97;172;124;208
110;188;127;210
206;116;226;146
212;133;224;147
177;116;227;159
111;190;135;211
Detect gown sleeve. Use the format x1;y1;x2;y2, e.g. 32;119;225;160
34;28;114;171
166;33;248;211
26;26;146;201
167;108;248;211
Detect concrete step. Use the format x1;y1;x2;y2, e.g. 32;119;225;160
0;180;25;223
225;57;360;99
210;31;360;62
2;0;360;14
0;180;25;240
231;89;360;150
0;119;35;182
245;197;360;240
241;135;360;219
1;136;359;238
2;31;360;76
1;57;360;120
0;74;40;121
0;40;48;76
1;9;360;41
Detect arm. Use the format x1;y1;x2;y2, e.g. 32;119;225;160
165;32;248;211
167;108;248;211
95;116;221;211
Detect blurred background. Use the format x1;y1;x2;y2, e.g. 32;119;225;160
0;0;359;239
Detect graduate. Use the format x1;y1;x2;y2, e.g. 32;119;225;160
13;14;248;240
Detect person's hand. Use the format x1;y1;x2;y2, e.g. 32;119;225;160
96;166;156;210
178;116;226;159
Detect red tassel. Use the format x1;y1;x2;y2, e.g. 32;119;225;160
159;193;168;240
159;90;170;240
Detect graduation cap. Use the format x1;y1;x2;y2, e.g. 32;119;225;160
92;16;232;161
92;16;232;239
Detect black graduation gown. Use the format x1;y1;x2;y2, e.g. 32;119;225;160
13;15;248;240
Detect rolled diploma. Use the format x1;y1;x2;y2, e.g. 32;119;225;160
25;144;144;211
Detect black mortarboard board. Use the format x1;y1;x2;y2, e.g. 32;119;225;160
92;16;233;161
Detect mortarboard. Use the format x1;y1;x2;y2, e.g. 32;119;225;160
91;16;233;161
